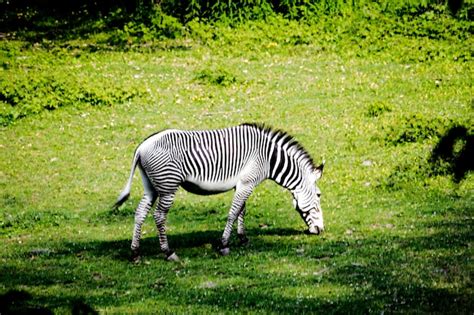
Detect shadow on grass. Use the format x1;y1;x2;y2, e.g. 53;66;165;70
50;226;305;261
0;0;136;41
2;204;472;313
0;289;97;315
3;224;471;313
429;125;473;183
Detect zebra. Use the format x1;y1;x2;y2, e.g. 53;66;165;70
114;123;325;261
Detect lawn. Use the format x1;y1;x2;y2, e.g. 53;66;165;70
1;2;473;313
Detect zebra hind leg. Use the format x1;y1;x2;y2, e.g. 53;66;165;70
153;193;179;261
237;203;249;246
130;167;157;263
220;184;254;256
131;193;156;263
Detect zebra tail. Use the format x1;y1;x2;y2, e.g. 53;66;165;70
113;149;140;210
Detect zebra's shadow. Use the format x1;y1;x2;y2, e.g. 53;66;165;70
59;227;303;260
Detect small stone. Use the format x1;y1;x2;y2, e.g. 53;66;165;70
362;160;373;167
219;247;230;256
199;281;217;289
29;248;52;256
93;272;102;281
313;267;329;276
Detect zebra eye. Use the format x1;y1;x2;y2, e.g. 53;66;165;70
317;193;321;198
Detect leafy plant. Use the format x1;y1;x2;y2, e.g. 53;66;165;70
384;114;456;146
109;6;184;46
366;102;393;117
0;75;146;126
194;67;242;87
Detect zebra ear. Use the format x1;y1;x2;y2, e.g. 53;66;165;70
313;160;325;180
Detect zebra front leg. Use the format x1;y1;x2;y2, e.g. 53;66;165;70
131;194;156;262
153;193;179;261
237;203;249;246
220;184;253;255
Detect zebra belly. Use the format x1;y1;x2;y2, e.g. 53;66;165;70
181;176;238;195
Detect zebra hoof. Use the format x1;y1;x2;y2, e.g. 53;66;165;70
238;235;249;246
219;247;230;256
166;252;180;262
131;249;141;263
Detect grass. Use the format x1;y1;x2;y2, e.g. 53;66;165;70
1;6;473;314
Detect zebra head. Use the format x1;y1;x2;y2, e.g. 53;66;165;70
292;162;324;235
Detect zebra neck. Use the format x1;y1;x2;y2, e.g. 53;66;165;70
268;145;305;191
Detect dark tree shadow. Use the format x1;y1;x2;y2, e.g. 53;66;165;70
0;0;143;41
429;125;473;183
71;300;99;315
0;290;53;315
0;289;98;315
448;0;466;16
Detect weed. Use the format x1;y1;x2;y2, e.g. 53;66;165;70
384;114;456;146
0;210;74;235
366;102;393;117
382;160;428;190
0;53;149;126
109;6;184;46
194;68;242;87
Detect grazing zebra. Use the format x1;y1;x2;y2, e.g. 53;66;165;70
114;123;325;261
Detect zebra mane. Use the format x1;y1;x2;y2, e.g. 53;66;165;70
240;123;317;171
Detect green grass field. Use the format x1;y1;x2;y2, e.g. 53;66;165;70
1;3;473;313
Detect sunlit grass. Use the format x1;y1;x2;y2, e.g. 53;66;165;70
1;12;473;313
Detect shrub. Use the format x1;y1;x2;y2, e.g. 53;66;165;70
366;102;393;117
0;71;147;126
109;6;184;46
384;114;455;146
194;68;242;87
382;159;428;190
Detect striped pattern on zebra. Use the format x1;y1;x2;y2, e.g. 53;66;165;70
114;123;325;261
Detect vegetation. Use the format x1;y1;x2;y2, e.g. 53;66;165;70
1;1;473;313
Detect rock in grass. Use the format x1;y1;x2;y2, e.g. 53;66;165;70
29;248;52;256
362;160;373;167
199;281;217;289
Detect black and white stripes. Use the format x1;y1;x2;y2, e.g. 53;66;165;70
115;123;325;261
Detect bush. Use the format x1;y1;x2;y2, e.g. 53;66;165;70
109;6;184;46
366;102;393;117
160;0;275;23
382;159;428;190
384;114;455;146
194;67;242;87
0;68;147;126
